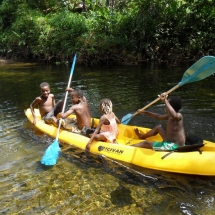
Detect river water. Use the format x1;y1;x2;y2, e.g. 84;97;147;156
0;60;215;214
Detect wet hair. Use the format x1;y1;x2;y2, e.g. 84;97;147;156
100;98;112;114
168;95;182;112
72;88;83;98
40;82;50;88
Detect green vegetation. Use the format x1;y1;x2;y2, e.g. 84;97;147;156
0;0;215;65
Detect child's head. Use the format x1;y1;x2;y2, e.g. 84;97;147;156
40;82;50;98
99;98;112;114
168;95;182;112
40;82;50;88
71;88;83;104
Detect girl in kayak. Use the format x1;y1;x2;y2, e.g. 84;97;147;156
30;82;63;126
86;98;120;151
132;93;185;150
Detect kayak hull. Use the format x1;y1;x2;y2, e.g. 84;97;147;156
25;108;215;176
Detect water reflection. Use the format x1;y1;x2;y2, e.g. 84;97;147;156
0;61;215;214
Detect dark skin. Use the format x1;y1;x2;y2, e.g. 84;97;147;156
59;91;91;130
133;93;185;148
30;86;55;125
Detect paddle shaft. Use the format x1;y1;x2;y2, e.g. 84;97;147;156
55;54;77;140
132;84;180;117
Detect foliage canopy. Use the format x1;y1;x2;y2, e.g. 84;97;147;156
0;0;215;65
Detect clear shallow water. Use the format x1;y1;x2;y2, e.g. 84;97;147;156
0;61;215;214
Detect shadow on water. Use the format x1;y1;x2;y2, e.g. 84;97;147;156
35;161;54;173
110;185;133;206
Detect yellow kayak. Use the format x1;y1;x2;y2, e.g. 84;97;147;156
25;108;215;176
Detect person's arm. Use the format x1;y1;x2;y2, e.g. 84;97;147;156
82;96;87;103
159;92;181;120
30;97;41;125
86;116;105;151
136;109;162;118
115;115;120;124
164;98;181;120
51;94;55;107
139;110;168;120
59;106;74;119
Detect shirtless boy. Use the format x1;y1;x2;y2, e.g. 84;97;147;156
132;93;185;150
59;88;91;133
30;82;61;125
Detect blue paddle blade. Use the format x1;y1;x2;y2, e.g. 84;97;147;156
121;113;133;125
179;56;215;86
41;139;61;165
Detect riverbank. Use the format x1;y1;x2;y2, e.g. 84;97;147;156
0;53;202;67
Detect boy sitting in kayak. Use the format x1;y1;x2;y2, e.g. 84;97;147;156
132;93;185;150
59;88;91;134
86;98;120;151
30;82;63;126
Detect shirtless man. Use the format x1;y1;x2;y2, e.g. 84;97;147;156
30;82;63;125
132;93;185;150
59;88;91;133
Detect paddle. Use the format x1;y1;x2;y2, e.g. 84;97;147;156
121;56;215;124
41;54;77;165
161;143;204;160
